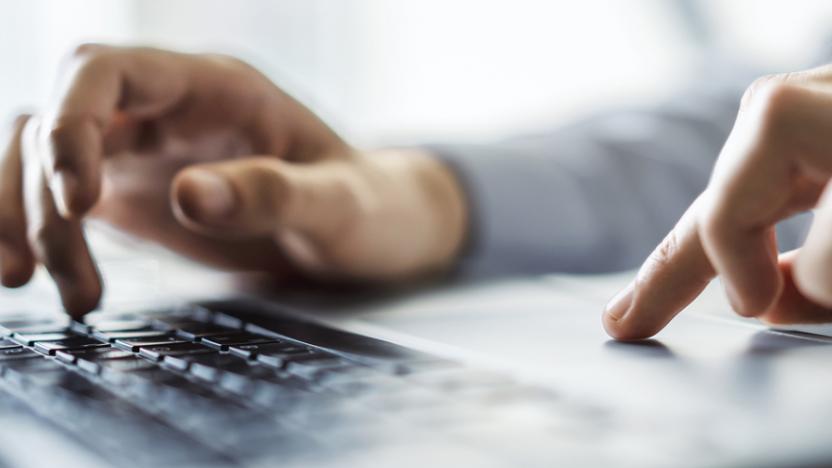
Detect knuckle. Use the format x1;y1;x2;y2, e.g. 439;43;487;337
203;53;254;73
45;117;97;172
64;44;113;82
641;229;680;278
739;80;813;153
757;82;802;118
10;113;31;131
741;73;787;109
250;161;293;216
69;43;104;60
742;78;806;128
698;197;728;247
201;54;269;89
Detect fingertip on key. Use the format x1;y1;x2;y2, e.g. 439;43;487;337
61;285;102;319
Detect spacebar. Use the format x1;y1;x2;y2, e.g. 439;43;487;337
0;358;232;465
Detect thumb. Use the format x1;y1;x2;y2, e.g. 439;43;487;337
171;156;361;241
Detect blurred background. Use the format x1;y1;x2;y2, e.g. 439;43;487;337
1;0;832;308
1;0;832;146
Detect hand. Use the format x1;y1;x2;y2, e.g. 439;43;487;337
0;45;467;318
603;64;832;340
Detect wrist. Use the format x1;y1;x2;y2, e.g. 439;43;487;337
361;148;469;275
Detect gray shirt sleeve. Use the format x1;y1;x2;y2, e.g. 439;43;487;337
431;64;812;275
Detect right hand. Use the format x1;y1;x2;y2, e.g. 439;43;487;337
0;45;468;318
603;64;832;340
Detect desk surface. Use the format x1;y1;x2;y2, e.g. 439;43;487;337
4;229;832;467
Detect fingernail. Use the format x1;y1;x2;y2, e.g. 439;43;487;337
604;281;635;322
186;170;236;220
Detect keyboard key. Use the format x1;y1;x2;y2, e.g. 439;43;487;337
257;348;332;370
0;354;229;465
229;341;311;360
11;331;72;346
115;335;188;352
139;342;214;361
0;338;20;350
178;353;253;380
212;313;244;329
58;347;142;374
109;366;251;422
283;354;355;378
94;329;171;342
0;317;70;336
74;318;153;334
0;347;39;362
33;337;109;355
98;357;160;381
199;333;278;351
152;305;215;325
170;322;234;340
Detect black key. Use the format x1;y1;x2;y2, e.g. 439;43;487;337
57;347;139;373
0;317;70;336
113;365;250;420
283;353;354;378
73;318;152;334
98;357;160;381
94;319;154;331
170;322;235;340
139;342;214;361
229;341;311;360
155;304;215;324
115;335;187;352
94;329;171;343
11;331;72;346
0;354;230;465
212;313;244;329
175;353;252;379
33;337;109;355
0;338;20;350
200;333;278;351
255;346;325;370
0;347;39;362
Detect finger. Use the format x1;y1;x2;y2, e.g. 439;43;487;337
794;184;832;307
171;157;359;240
41;44;189;217
603;199;716;340
757;250;832;325
0;115;35;287
699;83;832;316
23;118;101;318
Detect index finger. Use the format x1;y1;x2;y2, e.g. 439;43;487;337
41;45;189;216
604;77;832;340
603;198;716;340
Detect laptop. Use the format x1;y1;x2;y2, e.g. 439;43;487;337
1;230;832;468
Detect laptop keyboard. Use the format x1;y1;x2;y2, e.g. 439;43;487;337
0;300;584;467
